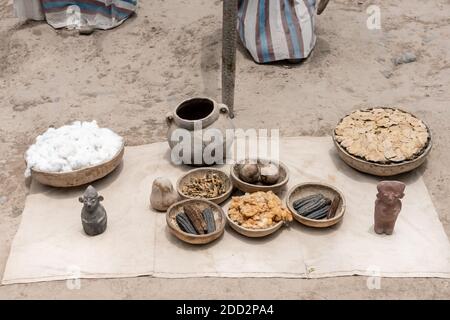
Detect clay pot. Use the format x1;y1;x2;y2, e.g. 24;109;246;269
166;97;234;166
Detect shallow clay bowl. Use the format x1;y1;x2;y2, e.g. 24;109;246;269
225;213;284;238
29;143;125;188
333;107;432;177
230;160;289;194
176;168;233;205
286;182;346;228
166;199;226;245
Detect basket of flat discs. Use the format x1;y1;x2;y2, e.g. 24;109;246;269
333;107;432;176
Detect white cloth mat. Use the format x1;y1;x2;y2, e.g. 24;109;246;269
3;137;450;284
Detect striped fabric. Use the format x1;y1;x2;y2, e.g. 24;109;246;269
40;0;137;29
238;0;317;63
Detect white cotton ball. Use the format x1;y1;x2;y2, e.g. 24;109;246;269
24;121;123;176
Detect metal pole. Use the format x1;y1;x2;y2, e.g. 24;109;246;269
222;0;238;118
317;0;331;15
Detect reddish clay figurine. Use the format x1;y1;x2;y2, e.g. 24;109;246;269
374;181;406;235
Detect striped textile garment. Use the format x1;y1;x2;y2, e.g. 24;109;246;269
238;0;317;63
40;0;137;29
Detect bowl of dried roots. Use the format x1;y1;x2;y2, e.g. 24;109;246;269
176;168;233;205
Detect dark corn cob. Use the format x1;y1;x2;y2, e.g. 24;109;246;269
184;204;206;235
202;207;216;234
292;194;322;207
327;196;341;219
294;199;314;211
176;213;198;234
293;194;324;210
297;198;331;216
306;205;331;220
294;196;324;212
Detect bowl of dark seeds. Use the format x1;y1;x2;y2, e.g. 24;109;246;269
166;199;226;245
286;182;346;228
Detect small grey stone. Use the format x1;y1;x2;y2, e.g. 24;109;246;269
0;196;6;205
423;34;436;44
79;26;95;36
10;206;22;218
393;52;417;66
381;70;393;79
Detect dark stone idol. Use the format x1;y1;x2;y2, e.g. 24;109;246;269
79;185;107;236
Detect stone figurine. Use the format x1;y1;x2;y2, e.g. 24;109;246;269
79;185;107;236
150;177;179;212
374;181;406;235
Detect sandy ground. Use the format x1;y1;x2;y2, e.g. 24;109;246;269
0;0;449;299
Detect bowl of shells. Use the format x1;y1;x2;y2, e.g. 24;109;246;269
176;168;233;205
226;191;293;238
286;182;346;228
333;107;432;176
230;159;289;194
166;199;226;245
